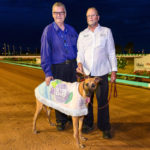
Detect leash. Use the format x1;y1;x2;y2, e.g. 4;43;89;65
97;81;117;110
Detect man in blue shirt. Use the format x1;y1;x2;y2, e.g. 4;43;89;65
41;2;78;131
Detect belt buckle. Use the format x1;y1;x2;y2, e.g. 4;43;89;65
65;60;70;64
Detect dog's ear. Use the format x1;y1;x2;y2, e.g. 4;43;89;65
94;77;102;84
76;72;84;82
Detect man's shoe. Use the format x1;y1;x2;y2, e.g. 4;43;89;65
56;122;65;131
82;125;94;134
102;130;112;139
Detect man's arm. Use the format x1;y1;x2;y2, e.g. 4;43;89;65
111;71;117;83
40;27;53;85
45;76;54;85
76;62;84;74
107;29;117;82
76;33;85;74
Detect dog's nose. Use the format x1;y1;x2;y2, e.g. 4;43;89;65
91;83;96;88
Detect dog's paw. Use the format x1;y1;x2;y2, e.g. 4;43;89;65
49;122;56;126
79;143;85;149
80;136;88;141
33;130;39;134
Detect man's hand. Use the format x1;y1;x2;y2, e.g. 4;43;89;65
76;63;84;74
45;76;53;86
111;71;117;83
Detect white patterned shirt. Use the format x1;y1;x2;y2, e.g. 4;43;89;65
77;24;117;76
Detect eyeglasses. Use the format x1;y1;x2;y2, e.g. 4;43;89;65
87;14;98;18
53;12;65;16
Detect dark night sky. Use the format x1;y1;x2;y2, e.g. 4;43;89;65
0;0;150;53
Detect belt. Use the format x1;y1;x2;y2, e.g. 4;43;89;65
58;59;76;65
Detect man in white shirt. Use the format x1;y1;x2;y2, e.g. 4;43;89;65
76;7;117;139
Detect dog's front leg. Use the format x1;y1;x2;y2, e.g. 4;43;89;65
33;100;43;134
79;116;87;142
72;117;85;148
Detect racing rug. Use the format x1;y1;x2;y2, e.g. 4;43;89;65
35;79;88;116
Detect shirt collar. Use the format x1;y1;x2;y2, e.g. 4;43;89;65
53;22;68;33
87;24;101;33
96;24;101;31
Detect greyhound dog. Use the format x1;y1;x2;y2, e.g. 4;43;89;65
33;77;101;148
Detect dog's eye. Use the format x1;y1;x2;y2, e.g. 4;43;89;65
85;83;89;86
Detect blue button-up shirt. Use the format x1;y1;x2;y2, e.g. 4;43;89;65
41;22;78;77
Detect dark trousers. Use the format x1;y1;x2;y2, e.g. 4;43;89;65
83;74;111;131
51;60;77;124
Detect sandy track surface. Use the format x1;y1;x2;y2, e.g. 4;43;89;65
0;62;150;150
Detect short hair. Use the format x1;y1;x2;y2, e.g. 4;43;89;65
86;7;99;16
52;2;66;13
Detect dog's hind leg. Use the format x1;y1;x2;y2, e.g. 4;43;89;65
79;116;87;141
33;99;43;134
43;106;55;126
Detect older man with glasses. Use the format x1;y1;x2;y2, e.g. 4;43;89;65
40;2;78;131
76;7;117;139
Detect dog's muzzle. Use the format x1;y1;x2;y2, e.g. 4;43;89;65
85;89;95;97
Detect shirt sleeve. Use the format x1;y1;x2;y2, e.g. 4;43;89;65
77;33;85;64
40;27;53;77
107;29;118;72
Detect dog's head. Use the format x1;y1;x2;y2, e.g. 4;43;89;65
82;77;101;98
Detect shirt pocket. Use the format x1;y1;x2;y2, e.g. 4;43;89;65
95;35;107;48
83;36;93;48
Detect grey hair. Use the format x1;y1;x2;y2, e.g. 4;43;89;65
52;2;66;13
